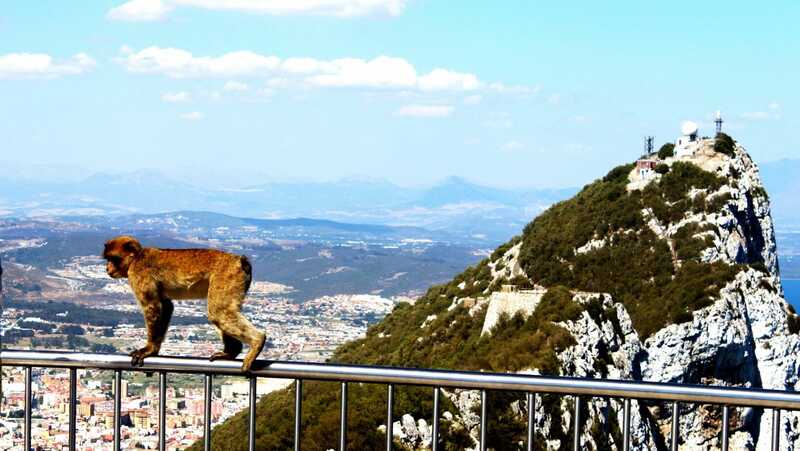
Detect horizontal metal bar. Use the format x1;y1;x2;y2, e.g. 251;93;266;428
4;350;800;410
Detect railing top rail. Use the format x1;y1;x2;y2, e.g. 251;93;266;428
3;349;800;410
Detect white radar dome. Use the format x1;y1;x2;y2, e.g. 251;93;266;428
681;121;698;136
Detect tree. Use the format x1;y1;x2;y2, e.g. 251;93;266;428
657;143;675;159
714;132;736;156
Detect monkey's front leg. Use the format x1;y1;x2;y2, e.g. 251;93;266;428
131;297;174;366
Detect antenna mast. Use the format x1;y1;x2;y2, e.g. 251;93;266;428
715;111;724;134
643;136;654;156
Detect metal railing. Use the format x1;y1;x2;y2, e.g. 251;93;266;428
1;349;796;450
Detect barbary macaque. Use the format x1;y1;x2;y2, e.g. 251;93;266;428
102;236;266;371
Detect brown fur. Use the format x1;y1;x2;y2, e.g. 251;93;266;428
103;236;265;371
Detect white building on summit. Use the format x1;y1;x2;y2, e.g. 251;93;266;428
675;120;700;157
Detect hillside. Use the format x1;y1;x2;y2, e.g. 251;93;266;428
194;133;800;450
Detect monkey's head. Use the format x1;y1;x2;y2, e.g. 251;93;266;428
103;236;143;279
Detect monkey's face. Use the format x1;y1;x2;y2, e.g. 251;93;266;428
103;236;142;279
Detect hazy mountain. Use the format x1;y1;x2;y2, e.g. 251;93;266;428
761;158;800;225
0;171;576;243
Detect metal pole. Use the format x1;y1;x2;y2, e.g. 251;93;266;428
670;401;679;451
294;379;302;451
772;408;781;451
622;398;631;451
526;392;535;451
159;372;167;451
113;370;121;451
431;387;440;451
204;374;212;451
24;367;32;451
249;376;257;451
386;384;394;451
340;382;348;451
721;405;729;451
69;368;77;451
480;389;487;451
573;396;581;451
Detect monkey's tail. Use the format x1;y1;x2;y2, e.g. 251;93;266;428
240;255;253;293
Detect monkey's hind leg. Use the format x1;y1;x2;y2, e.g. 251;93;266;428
207;277;266;372
209;331;244;362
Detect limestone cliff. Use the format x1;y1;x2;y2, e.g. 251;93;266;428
197;133;799;451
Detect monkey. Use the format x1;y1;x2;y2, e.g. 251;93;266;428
102;236;266;372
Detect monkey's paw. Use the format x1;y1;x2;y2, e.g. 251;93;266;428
129;348;157;367
209;351;237;362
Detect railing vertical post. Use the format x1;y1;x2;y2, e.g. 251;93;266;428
721;405;730;451
294;379;302;451
249;376;257;451
386;384;394;451
526;392;535;451
480;389;487;451
670;401;679;451
772;408;781;451
69;368;77;451
24;366;32;451
622;398;631;451
340;382;348;451
431;387;440;451
159;372;167;451
573;396;581;451
204;374;212;451
113;370;121;451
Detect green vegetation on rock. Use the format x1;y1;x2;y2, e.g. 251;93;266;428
518;161;738;338
657;142;675;159
714;132;736;156
196;153;753;450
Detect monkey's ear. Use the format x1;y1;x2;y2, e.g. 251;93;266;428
122;239;142;256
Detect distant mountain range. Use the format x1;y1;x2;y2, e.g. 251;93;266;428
0;171;575;243
1;158;796;245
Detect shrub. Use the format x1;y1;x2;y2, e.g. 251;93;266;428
657;143;675;159
714;132;736;156
655;163;670;174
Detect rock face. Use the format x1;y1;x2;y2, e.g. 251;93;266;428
396;138;799;451
198;135;800;451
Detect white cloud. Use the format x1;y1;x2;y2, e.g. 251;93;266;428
109;0;406;19
503;140;524;151
417;69;481;91
488;82;540;95
180;111;205;120
223;80;250;91
741;103;782;121
162;91;191;102
119;47;488;92
119;47;280;78
395;104;454;118
0;52;95;79
108;0;172;21
306;56;417;88
463;95;482;105
483;112;513;129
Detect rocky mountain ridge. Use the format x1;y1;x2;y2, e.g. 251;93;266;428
196;133;800;450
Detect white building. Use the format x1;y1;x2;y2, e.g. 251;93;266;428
675;120;700;157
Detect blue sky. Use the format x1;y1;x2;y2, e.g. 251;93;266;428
1;1;798;188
